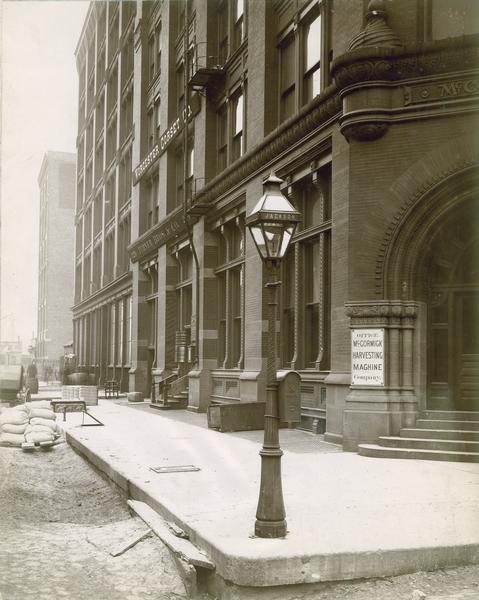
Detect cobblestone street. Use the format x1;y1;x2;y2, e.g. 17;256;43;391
0;442;189;600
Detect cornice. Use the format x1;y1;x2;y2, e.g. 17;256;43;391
72;272;132;315
332;34;479;90
189;84;341;211
332;34;479;141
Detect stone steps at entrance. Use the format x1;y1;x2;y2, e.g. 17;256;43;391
149;386;189;411
378;436;479;453
421;410;479;421
415;419;479;430
401;428;479;441
358;444;479;463
358;410;479;462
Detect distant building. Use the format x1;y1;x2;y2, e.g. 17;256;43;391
73;0;479;449
37;152;76;375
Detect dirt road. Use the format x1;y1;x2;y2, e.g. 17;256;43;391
0;441;188;600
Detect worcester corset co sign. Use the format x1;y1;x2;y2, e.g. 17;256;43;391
133;95;201;184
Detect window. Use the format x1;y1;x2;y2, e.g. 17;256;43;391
217;104;227;171
104;232;115;284
177;0;186;35
118;299;124;365
232;92;244;161
122;1;135;32
97;48;106;88
186;145;194;200
120;90;133;143
83;254;91;299
109;303;116;365
216;87;246;171
75;266;82;303
109;12;119;65
233;0;245;51
217;0;247;62
121;34;134;86
105;174;115;222
119;147;132;207
146;172;159;230
84;206;92;247
95;141;104;185
280;35;295;121
94;194;102;236
174;141;194;208
118;215;131;275
148;35;155;81
85;160;93;198
126;296;132;365
147;108;155;150
175;148;184;208
93;247;101;291
107;65;118;115
156;21;162;72
218;1;229;63
175;246;193;356
216;217;245;368
278;2;327;123
106;117;117;166
303;11;321;103
95;92;105;139
155;98;161;141
176;63;185;117
281;162;332;370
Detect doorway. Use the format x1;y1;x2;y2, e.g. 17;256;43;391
427;219;479;411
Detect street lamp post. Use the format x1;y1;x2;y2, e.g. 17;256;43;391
246;174;301;538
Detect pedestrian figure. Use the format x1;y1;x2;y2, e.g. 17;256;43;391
26;361;37;379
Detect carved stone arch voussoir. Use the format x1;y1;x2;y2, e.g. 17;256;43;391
376;133;479;299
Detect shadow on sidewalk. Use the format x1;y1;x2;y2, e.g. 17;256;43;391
114;399;342;454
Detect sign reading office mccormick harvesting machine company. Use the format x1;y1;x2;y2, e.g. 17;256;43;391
133;93;201;185
351;328;385;386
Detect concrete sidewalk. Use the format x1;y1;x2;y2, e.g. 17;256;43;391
59;399;479;589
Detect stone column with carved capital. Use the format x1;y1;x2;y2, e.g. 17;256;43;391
342;300;424;451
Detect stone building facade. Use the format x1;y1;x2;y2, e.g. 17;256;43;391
37;151;76;375
73;0;479;449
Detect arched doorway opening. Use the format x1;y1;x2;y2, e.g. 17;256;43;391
424;199;479;410
383;168;479;411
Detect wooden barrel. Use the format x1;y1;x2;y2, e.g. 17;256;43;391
68;372;90;385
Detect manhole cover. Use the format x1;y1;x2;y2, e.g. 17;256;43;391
149;465;200;473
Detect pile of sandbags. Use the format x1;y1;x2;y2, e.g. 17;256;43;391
0;404;29;447
0;401;60;447
25;401;59;444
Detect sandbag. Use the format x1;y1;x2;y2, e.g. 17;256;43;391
1;423;27;435
25;424;54;435
29;417;57;430
24;430;54;444
29;408;55;420
0;432;25;446
0;410;28;426
30;400;52;410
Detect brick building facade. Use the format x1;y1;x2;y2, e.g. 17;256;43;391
73;0;479;449
37;152;76;376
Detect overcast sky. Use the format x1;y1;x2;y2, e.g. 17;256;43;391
1;0;88;348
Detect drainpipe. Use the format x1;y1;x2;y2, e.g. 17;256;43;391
182;0;200;367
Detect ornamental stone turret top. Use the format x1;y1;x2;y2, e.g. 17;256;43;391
348;0;402;51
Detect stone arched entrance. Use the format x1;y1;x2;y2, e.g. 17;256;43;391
423;200;479;410
384;168;479;412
